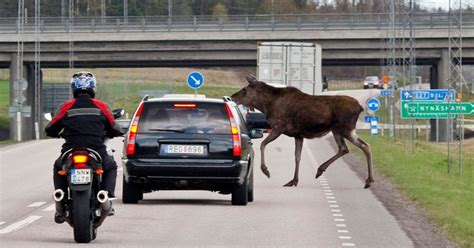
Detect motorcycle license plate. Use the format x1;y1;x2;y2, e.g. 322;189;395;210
70;169;91;184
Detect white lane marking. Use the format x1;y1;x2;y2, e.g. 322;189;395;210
342;243;356;247
1;141;43;153
43;203;55;212
0;215;42;234
27;202;46;208
0;222;5;226
304;142;355;247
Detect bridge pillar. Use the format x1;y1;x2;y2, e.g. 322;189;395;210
9;54;42;141
430;49;450;142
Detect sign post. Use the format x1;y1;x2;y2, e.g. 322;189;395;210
367;98;381;136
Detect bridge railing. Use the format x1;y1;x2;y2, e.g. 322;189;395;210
0;12;473;33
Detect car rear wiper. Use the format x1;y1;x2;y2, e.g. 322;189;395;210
148;128;185;133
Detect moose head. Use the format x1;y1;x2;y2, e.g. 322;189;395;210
232;75;267;110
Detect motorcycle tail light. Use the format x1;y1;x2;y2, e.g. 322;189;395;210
74;163;87;169
72;154;89;164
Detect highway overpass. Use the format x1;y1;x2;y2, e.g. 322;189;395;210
0;13;473;141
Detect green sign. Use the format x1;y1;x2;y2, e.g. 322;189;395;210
401;101;474;119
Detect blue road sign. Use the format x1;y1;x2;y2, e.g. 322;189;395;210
364;115;380;123
187;71;205;90
400;89;455;101
380;89;392;97
367;98;381;111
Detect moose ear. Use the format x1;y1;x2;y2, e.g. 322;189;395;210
245;74;258;85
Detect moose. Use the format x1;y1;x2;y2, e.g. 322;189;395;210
231;75;374;188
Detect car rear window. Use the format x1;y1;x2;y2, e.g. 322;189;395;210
138;102;231;134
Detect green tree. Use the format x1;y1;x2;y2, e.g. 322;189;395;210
212;2;227;16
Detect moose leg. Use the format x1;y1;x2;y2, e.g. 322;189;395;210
284;137;303;187
315;132;349;179
346;130;374;188
260;130;281;178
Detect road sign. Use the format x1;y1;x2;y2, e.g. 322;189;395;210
12;78;28;91
8;105;31;117
380;90;392;97
367;98;381;111
401;101;474;119
400;89;455;101
187;71;204;90
364;115;379;123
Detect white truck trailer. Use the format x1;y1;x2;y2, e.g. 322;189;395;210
257;42;322;95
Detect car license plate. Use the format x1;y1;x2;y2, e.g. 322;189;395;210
70;169;91;185
164;144;204;155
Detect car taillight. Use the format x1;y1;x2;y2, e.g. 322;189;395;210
225;104;242;157
127;102;144;156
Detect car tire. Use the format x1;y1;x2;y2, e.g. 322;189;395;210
364;86;368;89
247;169;254;202
232;177;248;206
122;176;141;204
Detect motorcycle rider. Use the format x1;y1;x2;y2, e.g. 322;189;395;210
45;72;123;223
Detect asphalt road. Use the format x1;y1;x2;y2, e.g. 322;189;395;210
0;89;416;247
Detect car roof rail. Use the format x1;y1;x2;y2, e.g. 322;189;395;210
222;96;232;102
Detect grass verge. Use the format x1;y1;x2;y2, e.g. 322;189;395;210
350;131;474;248
0;80;9;129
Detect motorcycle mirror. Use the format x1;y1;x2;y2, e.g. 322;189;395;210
112;109;125;119
44;113;52;121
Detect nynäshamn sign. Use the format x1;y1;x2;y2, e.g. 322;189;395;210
401;101;474;119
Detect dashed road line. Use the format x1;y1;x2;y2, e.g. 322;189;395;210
304;143;356;247
0;215;42;234
42;203;55;212
27;202;46;208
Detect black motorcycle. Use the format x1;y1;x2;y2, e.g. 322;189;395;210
52;109;125;243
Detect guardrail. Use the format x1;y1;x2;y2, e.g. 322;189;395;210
1;13;473;33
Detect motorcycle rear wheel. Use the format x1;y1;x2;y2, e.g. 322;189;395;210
72;190;94;243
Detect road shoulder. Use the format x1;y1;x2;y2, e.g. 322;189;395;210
342;152;456;248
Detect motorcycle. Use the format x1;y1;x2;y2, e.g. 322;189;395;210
49;108;125;243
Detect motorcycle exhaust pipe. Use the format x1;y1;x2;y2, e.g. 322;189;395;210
54;189;65;202
53;189;65;216
95;190;112;228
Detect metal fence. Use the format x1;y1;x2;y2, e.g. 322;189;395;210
1;12;473;33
